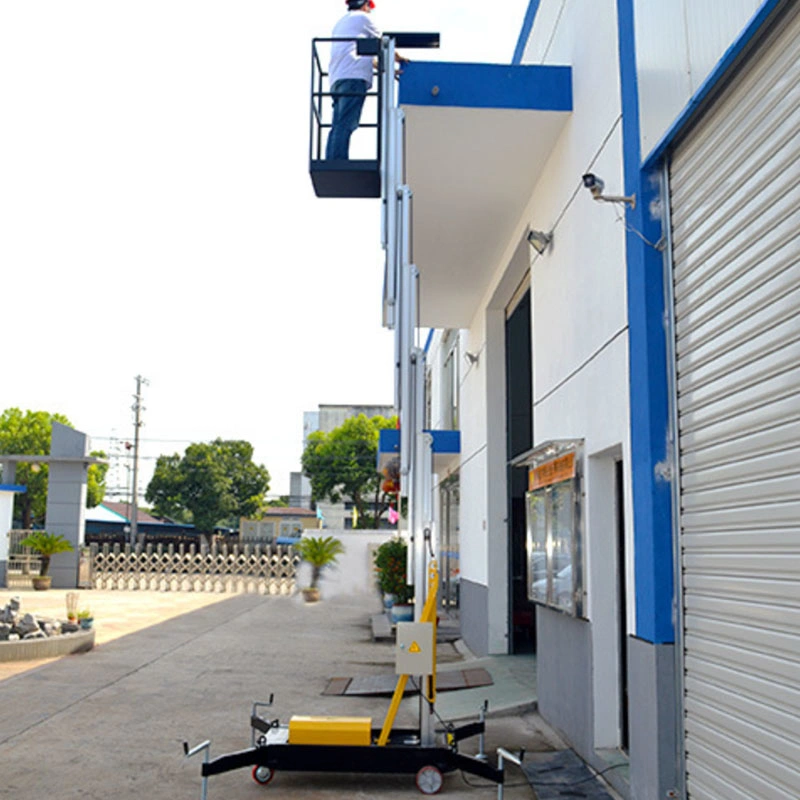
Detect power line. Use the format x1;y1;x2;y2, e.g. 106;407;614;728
93;436;211;444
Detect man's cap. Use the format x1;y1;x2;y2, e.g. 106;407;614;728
347;0;376;9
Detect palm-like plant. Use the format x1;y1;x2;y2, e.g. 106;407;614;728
297;535;345;590
19;531;74;577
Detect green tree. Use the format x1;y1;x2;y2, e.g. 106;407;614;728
0;408;108;528
301;414;397;529
144;454;187;522
87;450;109;507
146;438;270;533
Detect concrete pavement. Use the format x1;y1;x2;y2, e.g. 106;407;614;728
0;591;560;800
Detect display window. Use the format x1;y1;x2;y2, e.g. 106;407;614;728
523;442;584;617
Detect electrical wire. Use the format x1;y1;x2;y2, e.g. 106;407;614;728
407;676;449;728
407;678;626;795
613;205;665;251
459;760;627;792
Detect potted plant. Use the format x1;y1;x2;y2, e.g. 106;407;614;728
374;537;414;622
77;609;94;630
296;535;345;602
18;531;75;590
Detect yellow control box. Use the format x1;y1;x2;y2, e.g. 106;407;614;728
288;716;372;747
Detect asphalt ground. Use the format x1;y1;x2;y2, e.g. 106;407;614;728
0;590;563;800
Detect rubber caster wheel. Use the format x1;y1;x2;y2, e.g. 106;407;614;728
415;765;443;795
252;765;274;786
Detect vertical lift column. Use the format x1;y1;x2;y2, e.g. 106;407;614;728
379;34;437;748
307;29;442;747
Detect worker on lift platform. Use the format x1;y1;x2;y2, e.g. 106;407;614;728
326;0;407;160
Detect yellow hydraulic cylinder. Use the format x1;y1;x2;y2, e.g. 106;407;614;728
288;716;372;746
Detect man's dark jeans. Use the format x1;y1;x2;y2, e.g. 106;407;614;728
326;78;369;160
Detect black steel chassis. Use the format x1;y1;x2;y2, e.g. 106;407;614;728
201;722;503;785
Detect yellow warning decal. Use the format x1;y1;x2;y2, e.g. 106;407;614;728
409;641;421;653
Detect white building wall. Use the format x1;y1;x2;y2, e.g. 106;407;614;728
0;491;15;568
520;1;635;747
458;304;490;591
427;330;448;431
477;0;631;655
425;0;635;662
294;529;395;599
633;0;763;157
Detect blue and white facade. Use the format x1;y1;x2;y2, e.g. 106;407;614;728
403;1;800;798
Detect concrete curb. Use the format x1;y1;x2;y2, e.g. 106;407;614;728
0;628;94;662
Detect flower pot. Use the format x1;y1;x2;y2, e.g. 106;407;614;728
390;603;414;623
382;593;395;610
302;588;321;603
79;618;94;630
32;576;52;591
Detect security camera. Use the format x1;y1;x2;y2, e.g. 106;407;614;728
581;172;636;209
582;173;605;197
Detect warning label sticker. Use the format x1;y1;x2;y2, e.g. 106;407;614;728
409;642;421;653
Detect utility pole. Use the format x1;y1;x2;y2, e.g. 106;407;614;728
130;375;149;545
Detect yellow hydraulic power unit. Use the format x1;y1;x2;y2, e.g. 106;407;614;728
288;716;372;747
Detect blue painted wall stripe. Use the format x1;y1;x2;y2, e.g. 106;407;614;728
642;0;784;169
399;61;572;112
513;0;542;65
379;428;460;455
617;0;675;645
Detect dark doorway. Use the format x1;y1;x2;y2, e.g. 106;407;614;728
616;459;630;751
505;288;535;654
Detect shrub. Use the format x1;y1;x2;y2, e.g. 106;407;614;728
374;537;413;604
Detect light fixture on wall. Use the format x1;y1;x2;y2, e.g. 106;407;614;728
527;229;552;255
582;173;636;209
464;351;480;366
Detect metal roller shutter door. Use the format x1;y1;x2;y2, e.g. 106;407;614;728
669;5;800;799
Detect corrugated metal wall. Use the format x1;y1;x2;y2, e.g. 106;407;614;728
669;3;800;798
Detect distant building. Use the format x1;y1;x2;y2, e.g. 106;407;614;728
288;470;312;510
85;502;196;542
240;507;319;542
291;403;394;527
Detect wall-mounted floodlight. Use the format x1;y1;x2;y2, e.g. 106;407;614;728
527;229;553;255
582;173;636;209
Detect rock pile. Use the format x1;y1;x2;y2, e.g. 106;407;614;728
0;596;80;642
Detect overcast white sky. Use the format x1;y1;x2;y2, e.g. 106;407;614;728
0;1;531;498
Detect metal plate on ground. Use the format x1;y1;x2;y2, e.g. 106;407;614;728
521;750;618;799
322;668;493;696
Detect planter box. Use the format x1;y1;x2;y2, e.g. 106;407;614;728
0;629;94;662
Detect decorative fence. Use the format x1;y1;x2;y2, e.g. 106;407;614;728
89;542;300;595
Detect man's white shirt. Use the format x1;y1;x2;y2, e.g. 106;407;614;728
329;10;380;87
